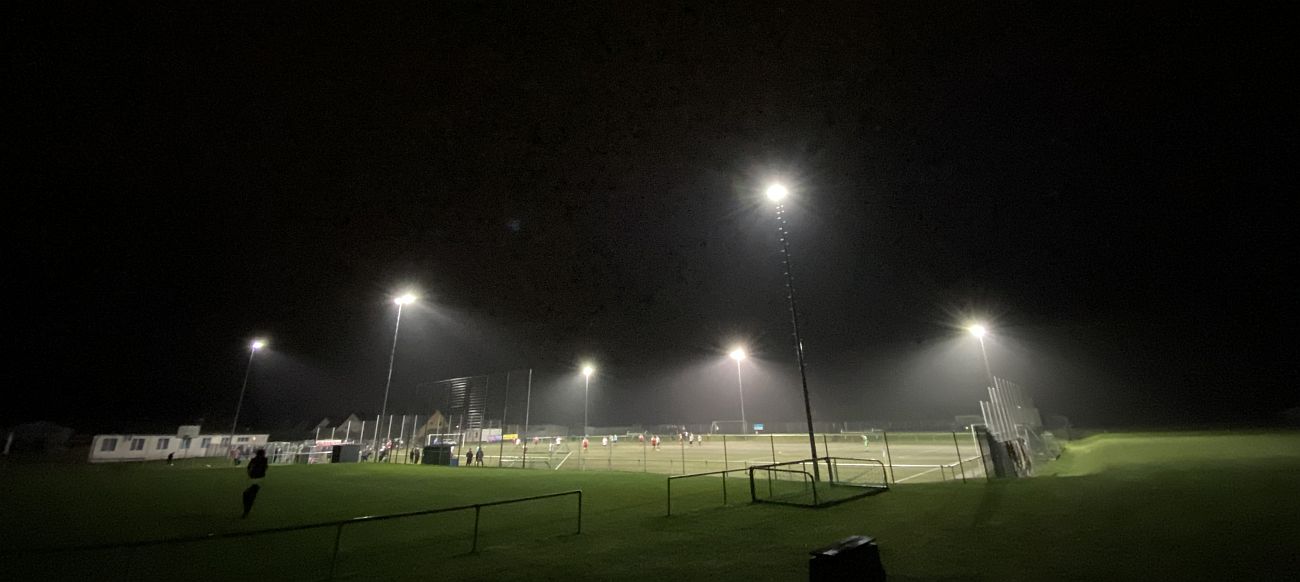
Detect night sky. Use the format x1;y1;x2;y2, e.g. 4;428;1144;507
6;2;1293;433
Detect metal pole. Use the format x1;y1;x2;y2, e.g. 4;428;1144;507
411;415;419;458
642;432;647;472
774;200;820;480
723;434;729;471
228;347;258;457
882;430;895;484
973;424;991;480
471;506;481;553
770;434;776;464
667;477;672;516
329;523;344;579
499;372;510;468
581;374;589;470
523;369;532;469
735;359;747;434
359;421;366;450
330;426;336;441
345;420;352;443
385;414;394;462
822;434;832;480
679;432;686;475
398;415;407;463
977;336;995;388
952;432;967;483
375;303;404;454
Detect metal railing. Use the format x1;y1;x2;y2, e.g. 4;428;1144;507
747;457;889;508
751;465;818;505
12;489;582;580
666;467;752;516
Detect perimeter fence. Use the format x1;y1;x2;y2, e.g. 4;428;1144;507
444;431;990;485
4;490;582;581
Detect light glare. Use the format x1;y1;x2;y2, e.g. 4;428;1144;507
968;324;987;339
582;364;595;377
729;348;746;361
394;293;417;306
250;339;266;350
765;183;789;202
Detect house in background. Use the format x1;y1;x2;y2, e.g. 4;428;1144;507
89;425;268;463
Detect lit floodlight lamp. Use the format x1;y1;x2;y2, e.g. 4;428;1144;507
765;183;789;202
250;339;266;351
729;348;746;361
968;324;987;339
582;364;595;377
394;293;417;306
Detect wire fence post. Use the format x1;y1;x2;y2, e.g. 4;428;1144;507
328;523;344;579
499;372;510;468
821;433;832;481
385;414;394;463
679;434;686;475
952;431;967;483
770;434;777;464
722;435;729;471
882;430;895;484
642;435;647;472
722;471;728;505
666;477;672;516
522;369;532;470
576;490;583;534
471;505;481;553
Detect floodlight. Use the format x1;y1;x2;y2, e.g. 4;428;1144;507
729;348;746;361
582;364;595;377
250;339;266;350
765;183;789;202
394;293;417;306
968;324;987;339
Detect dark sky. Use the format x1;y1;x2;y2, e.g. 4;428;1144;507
6;1;1294;432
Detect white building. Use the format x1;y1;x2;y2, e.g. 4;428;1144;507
88;426;269;463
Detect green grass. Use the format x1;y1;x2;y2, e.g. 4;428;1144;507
3;431;1298;581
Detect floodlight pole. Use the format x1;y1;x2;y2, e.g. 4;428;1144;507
375;302;405;454
774;200;821;481
583;374;590;438
977;336;995;388
735;358;747;434
228;345;259;456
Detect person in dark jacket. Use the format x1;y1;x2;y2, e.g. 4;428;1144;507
466;448;473;467
475;447;485;466
241;449;269;518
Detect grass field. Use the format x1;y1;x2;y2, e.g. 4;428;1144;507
2;431;1297;581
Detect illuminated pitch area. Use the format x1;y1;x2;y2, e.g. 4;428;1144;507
475;432;985;483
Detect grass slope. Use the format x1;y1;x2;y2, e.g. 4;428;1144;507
2;431;1298;581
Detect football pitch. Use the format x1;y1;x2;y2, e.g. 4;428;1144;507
2;431;1297;581
463;432;982;484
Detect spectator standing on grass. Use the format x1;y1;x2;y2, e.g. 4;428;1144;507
241;449;269;518
475;447;484;466
466;448;473;467
167;452;174;465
